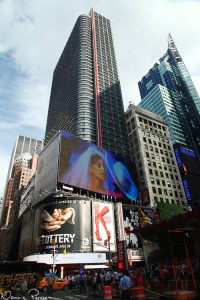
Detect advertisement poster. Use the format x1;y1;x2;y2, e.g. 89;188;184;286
123;206;140;249
32;200;92;254
157;203;184;221
117;241;128;270
18;209;35;258
115;203;125;242
58;130;138;201
141;188;150;205
92;201;116;252
138;207;158;227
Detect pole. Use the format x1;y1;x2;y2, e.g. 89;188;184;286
52;245;56;274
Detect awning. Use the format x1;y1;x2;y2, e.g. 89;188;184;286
133;208;200;240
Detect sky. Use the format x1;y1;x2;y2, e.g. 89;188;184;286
0;0;200;195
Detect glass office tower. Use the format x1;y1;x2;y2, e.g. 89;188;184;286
138;34;200;164
45;9;129;157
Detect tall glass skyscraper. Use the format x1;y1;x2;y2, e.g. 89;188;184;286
45;9;129;157
138;34;200;164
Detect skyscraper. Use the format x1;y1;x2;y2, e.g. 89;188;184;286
0;135;43;225
45;9;129;157
138;34;200;164
126;104;186;208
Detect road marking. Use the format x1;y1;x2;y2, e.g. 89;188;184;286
64;295;88;299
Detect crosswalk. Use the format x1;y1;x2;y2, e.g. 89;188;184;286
51;295;89;300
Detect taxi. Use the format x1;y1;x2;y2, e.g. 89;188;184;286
36;277;68;292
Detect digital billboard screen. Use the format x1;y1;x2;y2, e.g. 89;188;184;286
58;131;138;201
174;146;200;203
32;200;92;254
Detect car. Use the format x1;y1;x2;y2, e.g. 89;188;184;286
36;277;68;292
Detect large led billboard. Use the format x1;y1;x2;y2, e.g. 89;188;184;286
58;131;138;201
32;200;92;254
174;146;200;203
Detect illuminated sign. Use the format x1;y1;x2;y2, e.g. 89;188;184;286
183;179;192;201
180;147;195;157
58;131;138;201
175;148;182;167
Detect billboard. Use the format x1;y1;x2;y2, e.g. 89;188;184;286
141;188;150;205
157;202;185;221
123;206;140;249
138;207;159;227
92;201;116;252
174;146;200;203
115;203;125;242
32;200;92;253
58;131;138;201
117;241;128;270
34;134;60;204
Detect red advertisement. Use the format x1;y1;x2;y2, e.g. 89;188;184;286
92;201;116;252
117;240;128;270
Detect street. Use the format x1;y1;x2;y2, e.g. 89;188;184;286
37;289;106;300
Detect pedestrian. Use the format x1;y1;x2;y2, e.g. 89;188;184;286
20;277;28;299
47;277;54;298
119;270;132;300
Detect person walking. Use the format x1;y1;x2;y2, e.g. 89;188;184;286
47;277;54;298
20;277;28;299
119;270;132;300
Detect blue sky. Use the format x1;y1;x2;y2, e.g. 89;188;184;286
0;0;200;195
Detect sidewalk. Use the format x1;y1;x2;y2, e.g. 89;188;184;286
90;289;161;300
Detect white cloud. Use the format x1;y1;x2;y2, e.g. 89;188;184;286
0;0;200;193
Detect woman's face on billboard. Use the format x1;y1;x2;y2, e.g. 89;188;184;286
91;158;106;182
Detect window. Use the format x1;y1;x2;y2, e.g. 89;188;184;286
152;187;156;193
147;160;151;166
157;179;160;185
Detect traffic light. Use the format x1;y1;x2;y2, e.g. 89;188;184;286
104;239;108;246
63;249;67;255
52;238;56;245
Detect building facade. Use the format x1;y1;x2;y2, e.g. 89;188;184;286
1;135;43;225
0;153;39;261
126;104;186;208
138;34;200;164
45;9;129;157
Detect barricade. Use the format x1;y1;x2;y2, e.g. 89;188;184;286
135;286;146;300
104;285;112;300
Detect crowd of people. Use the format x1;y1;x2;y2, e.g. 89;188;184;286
0;272;39;298
0;258;199;299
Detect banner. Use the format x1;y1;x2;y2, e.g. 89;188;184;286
32;200;92;253
123;206;140;249
92;201;116;252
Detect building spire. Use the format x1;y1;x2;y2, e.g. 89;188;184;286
167;33;182;62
